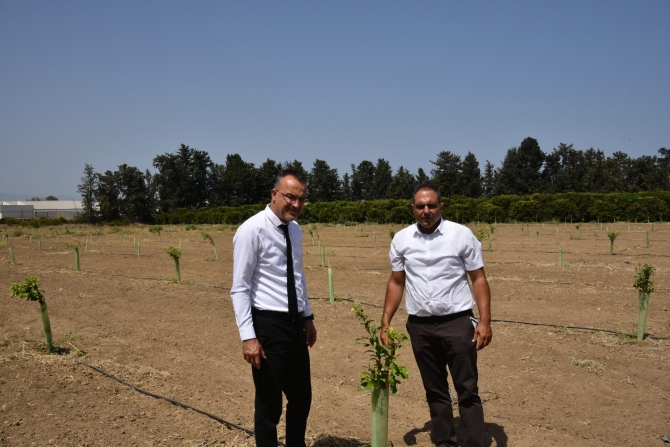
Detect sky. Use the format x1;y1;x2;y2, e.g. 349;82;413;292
1;1;669;200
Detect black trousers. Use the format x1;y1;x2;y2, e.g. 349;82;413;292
251;313;312;447
406;312;485;447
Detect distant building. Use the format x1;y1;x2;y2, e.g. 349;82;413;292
0;202;34;219
0;200;84;220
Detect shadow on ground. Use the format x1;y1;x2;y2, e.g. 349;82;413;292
404;419;508;447
310;434;364;447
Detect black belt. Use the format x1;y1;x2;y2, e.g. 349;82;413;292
407;309;472;324
252;308;304;322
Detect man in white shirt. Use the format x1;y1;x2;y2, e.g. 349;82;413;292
231;171;317;447
380;184;492;447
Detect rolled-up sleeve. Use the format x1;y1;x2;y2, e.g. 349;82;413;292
231;225;259;341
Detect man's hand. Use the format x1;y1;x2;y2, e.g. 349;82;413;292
304;320;317;347
379;324;389;346
468;268;492;351
472;320;492;351
242;338;266;369
380;271;406;346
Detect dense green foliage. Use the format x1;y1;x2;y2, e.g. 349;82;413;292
75;140;670;224
352;305;409;394
634;264;655;294
154;191;670;225
0;217;68;227
10;277;45;303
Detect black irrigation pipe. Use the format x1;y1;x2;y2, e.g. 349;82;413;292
65;356;284;446
83;270;233;291
312;297;670;340
12;263;233;291
489;319;670;340
14;262;670;339
13;264;670;340
66;267;670;294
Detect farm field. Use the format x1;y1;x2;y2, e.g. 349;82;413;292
1;221;669;447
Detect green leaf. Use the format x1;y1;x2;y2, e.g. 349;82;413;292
352;305;409;394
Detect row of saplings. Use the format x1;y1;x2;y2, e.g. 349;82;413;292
2;227;219;280
8;263;658;446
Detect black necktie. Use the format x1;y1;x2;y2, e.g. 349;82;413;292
279;224;299;318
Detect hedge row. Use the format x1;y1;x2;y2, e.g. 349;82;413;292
155;192;670;225
0;216;69;227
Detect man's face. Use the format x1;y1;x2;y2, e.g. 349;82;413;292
270;175;307;223
413;189;444;232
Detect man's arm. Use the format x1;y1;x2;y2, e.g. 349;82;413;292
231;226;265;368
304;319;317;347
298;229;317;348
243;338;266;369
380;270;406;345
468;268;492;351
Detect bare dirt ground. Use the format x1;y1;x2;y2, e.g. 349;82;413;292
1;221;669;447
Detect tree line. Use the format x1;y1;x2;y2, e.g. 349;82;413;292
155;191;670;226
77;138;670;223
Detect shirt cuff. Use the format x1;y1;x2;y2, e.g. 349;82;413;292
239;326;256;341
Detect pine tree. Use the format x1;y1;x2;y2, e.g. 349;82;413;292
77;163;98;223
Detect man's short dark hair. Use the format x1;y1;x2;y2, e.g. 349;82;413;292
412;184;442;204
275;169;308;189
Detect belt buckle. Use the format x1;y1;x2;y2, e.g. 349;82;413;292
291;312;304;322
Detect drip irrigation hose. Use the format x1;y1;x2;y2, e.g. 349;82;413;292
24;313;670;447
14;260;670;293
10;262;670;339
313;297;670;340
488;318;669;340
64;355;285;446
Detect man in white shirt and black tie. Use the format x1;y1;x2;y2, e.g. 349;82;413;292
231;170;317;447
380;184;492;447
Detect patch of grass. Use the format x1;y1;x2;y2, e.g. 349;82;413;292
7;341;70;361
570;357;605;373
94;359;170;384
61;331;81;344
169;279;193;285
616;331;637;343
589;332;622;347
554;325;569;335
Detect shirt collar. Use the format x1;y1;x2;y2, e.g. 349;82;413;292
264;204;285;228
413;218;445;236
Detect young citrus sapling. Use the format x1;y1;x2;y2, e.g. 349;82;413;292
352;305;409;447
634;263;655;341
607;230;620;255
167;246;182;282
10;277;54;353
149;225;163;242
202;232;218;261
65;243;81;271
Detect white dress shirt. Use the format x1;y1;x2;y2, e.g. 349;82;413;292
231;205;312;340
390;218;484;317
